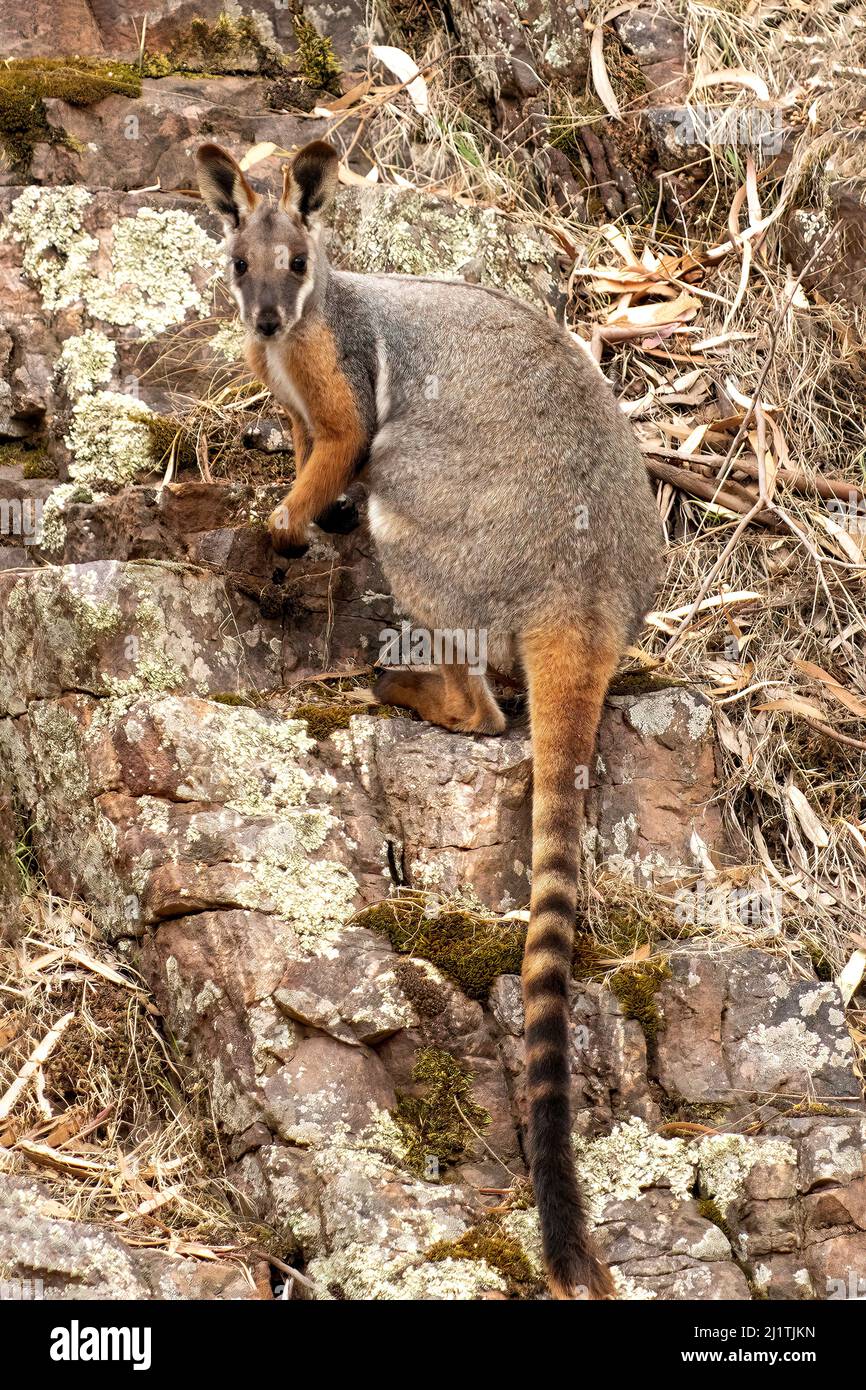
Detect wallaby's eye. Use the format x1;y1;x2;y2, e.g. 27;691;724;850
233;258;248;276
290;255;307;274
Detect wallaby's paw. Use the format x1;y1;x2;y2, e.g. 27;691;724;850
268;504;309;558
316;495;360;534
455;710;507;737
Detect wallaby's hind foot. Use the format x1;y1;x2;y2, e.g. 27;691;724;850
374;666;506;736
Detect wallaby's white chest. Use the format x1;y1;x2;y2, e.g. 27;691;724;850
265;342;312;433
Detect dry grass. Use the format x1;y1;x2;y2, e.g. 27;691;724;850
0;886;261;1262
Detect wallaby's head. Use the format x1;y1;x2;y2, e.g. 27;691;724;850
196;140;339;341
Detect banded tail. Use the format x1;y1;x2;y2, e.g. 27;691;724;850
520;626;620;1300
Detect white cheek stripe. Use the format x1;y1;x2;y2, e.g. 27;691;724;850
293;272;314;325
292;224;320;325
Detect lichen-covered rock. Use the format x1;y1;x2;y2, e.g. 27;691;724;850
0;560;285;713
0;1173;260;1298
449;0;588;102
0;789;21;940
585;686;728;883
331;185;565;312
655;949;857;1103
28;77;339;193
782;180;866;308
0;185;226;470
0;0;373;70
614;3;687;99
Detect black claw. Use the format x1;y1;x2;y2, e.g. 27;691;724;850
272;539;309;559
315;495;360;534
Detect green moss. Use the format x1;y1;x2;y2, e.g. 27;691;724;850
778;1099;856;1119
549;94;606;150
394;1046;490;1175
659;1094;729;1127
392;957;451;1019
0;59;141;170
0;440;55;478
609;958;671;1042
266;74;321;113
167;13;286;77
697;1196;734;1245
602;30;648;108
582;879;687;956
142;413;198;472
356;893;525;1000
572;929;605;980
293;702;360;741
210;691;259;708
803;940;834;983
22;453;55;480
427;1218;541;1295
293;16;341;94
608;670;686;697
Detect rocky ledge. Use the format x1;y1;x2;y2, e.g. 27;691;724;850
0;497;863;1301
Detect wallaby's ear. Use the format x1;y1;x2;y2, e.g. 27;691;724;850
196;143;259;229
280;141;339;225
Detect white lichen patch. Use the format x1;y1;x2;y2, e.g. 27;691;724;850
4;187;222;341
574;1119;799;1231
308;1244;507;1300
753;1262;772;1289
677;1222;731;1261
236;858;358;945
611;1270;658;1300
738;1017;831;1079
65;391;155;486
798;985;836;1017
38;483;95;554
57;329;116;396
334;187;553;304
627;688;711;741
574;1117;696;1221
501;1209;545;1279
300;1110;487;1298
103;594;185;696
145;701;360;946
4;185;97;309
85;207;222;340
696;1134;797;1214
209;318;247;361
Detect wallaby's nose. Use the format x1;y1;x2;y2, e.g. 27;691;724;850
256;310;281;338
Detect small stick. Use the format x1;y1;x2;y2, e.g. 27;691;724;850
252;1248;322;1298
802;717;866;753
645;458;776;526
0;1012;74;1122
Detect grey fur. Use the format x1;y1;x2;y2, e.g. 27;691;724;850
320;265;663;648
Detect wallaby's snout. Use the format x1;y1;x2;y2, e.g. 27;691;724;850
255;307;282;338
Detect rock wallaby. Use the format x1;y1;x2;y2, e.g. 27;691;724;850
197;138;663;1300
